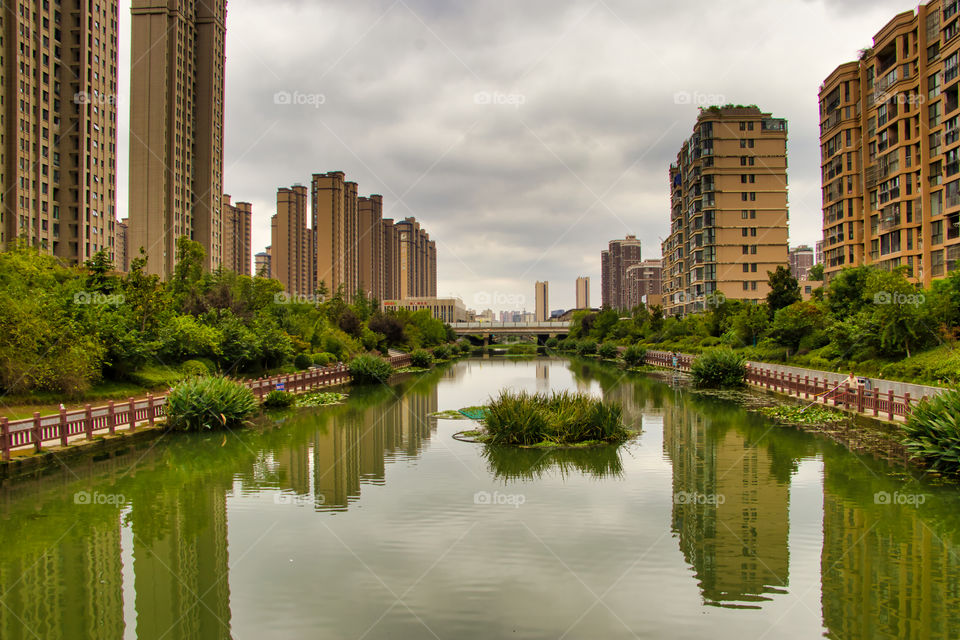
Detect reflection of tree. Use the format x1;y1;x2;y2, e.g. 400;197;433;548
482;445;624;481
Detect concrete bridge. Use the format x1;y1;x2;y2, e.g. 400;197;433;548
449;321;571;345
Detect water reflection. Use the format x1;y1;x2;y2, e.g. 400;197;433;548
481;445;624;480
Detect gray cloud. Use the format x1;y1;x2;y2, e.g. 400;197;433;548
115;0;912;311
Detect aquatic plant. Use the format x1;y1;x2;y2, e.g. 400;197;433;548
484;390;628;446
902;389;960;473
165;376;258;431
348;354;394;384
262;390;296;408
410;349;434;368
622;345;647;368
690;348;747;388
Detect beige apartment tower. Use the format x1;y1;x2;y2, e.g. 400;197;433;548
222;195;252;275
358;195;384;299
662;106;789;316
1;1;120;264
311;171;358;296
129;0;227;277
576;277;590;309
271;185;313;296
395;217;437;299
601;235;643;309
535;281;549;321
820;1;960;285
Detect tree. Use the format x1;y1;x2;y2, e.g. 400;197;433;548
731;304;770;346
808;263;825;281
826;265;873;318
769;301;824;353
84;250;119;293
766;266;801;318
864;267;930;357
170;236;207;310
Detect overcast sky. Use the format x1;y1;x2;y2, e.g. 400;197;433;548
117;0;918;312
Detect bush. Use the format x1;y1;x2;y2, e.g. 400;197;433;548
622;345;647;368
559;338;577;351
598;342;619;359
433;344;452;360
312;352;335;367
410;349;434;368
690;348;747;388
545;337;559;349
457;339;471;353
349;354;393;384
577;339;598;355
165;376;258;431
180;359;211;378
262;390;296;408
293;353;313;370
902;389;960;472
484;390;628;446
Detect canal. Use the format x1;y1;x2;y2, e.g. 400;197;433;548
1;357;959;639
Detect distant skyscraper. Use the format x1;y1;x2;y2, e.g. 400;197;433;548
624;259;662;308
222;195;252;276
601;236;642;310
535;281;549;321
1;1;121;265
576;277;590;309
358;195;384;299
255;248;271;278
395;217;436;298
788;245;814;280
116;219;130;273
129;0;227;277
271;185;313;296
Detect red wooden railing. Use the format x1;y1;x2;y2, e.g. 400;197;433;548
0;353;412;460
644;350;929;423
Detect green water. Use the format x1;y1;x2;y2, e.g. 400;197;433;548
2;357;960;639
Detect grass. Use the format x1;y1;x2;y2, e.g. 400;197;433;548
483;390;629;446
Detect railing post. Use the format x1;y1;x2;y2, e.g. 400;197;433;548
804;375;810;399
84;404;93;440
1;417;9;462
108;400;116;435
128;397;137;432
873;388;880;417
888;389;895;421
59;405;69;447
33;412;42;453
904;392;912;417
857;385;864;413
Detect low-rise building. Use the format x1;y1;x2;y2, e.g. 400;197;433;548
382;297;468;324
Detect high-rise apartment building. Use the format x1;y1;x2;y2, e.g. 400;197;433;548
624;259;663;308
129;0;227;277
382;218;400;300
788;245;814;280
312;171;356;295
535;281;549;321
270;185;313;296
254;247;271;278
600;235;643;309
662;106;789;316
575;276;590;309
1;1;120;264
395;217;436;298
358;195;383;299
116;218;129;272
820;1;960;285
222;195;252;275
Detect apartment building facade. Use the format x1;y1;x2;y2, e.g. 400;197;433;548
1;1;120;264
662;106;789;316
820;0;960;285
575;276;590;309
600;235;643;309
535;281;549;321
128;0;227;277
624;259;663;308
222;195;252;275
270;185;313;296
788;245;815;280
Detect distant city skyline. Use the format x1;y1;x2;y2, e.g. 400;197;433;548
109;0;925;310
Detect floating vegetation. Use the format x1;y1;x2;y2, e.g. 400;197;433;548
483;390;630;447
395;366;432;374
295;391;347;408
430;406;488;420
759;405;848;426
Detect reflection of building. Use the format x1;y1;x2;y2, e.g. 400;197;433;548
821;473;960;639
663;403;789;606
0;514;125;639
313;389;438;509
131;484;232;640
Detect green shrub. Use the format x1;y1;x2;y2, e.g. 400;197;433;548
598;342;619;359
545;337;560;349
410;349;434;368
902;389;960;472
293;353;313;370
433;344;452;360
262;390;296;408
313;352;336;367
165;376;258;431
349;354;393;384
622;345;647;368
559;338;577;351
690;348;747;388
577;339;598;355
457;339;472;353
180;359;211;378
484;390;628;446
